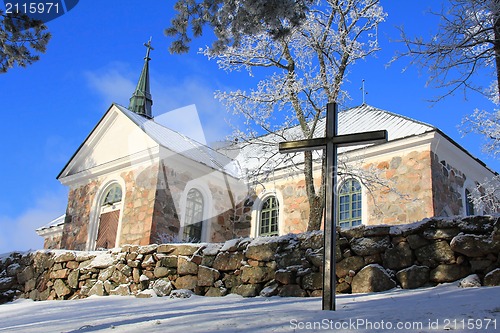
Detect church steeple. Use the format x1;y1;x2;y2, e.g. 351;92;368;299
128;38;154;118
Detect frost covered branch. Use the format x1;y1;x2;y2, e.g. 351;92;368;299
393;0;500;102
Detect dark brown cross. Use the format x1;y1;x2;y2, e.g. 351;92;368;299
279;103;387;311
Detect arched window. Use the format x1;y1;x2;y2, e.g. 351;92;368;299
183;189;204;242
259;196;279;236
465;188;475;216
102;184;122;205
338;179;362;228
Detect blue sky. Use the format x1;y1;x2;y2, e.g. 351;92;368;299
1;1;498;253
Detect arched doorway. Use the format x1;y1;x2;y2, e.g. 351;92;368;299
96;183;123;249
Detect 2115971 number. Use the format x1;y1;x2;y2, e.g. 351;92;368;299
5;2;60;14
443;318;497;330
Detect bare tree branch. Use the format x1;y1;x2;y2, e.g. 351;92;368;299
392;0;500;102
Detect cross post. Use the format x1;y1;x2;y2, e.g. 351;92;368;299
279;103;387;310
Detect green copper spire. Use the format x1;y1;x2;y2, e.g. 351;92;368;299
128;38;154;118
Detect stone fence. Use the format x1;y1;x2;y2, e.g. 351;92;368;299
1;215;499;304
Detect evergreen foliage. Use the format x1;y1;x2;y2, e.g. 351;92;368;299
0;10;51;73
166;0;312;54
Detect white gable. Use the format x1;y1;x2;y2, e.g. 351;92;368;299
58;104;241;185
58;105;159;182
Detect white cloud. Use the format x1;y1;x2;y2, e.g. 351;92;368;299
84;63;136;108
0;190;67;254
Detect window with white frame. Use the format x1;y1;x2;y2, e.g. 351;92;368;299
102;184;122;206
338;179;362;228
183;188;204;242
259;196;279;236
465;188;475;216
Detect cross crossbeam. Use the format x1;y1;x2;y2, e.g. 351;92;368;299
278;130;388;153
279;103;387;311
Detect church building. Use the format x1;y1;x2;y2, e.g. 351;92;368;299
36;44;499;250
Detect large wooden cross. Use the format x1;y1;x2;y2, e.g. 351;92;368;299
279;103;387;311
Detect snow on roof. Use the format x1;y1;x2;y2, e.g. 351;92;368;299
336;104;434;139
232;104;436;173
115;104;241;178
36;214;66;231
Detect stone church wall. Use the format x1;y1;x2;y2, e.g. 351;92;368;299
41;230;64;250
150;162;187;244
2;215;499;304
275;177;316;234
60;179;101;250
431;152;467;217
149;160;251;244
206;183;247;242
264;148;436;235
362;149;434;225
119;165;159;245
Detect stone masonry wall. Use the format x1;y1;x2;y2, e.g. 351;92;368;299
363;150;434;225
60;179;101;250
431;152;467;217
260;149;435;235
1;215;499;304
42;231;63;250
120;164;159;245
150;162;249;244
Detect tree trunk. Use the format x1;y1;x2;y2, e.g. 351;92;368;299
304;151;325;231
307;195;324;231
494;0;500;101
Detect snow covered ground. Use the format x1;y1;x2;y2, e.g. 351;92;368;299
0;284;498;333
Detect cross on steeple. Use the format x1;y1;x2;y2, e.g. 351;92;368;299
129;38;154;119
279;103;387;311
144;37;154;60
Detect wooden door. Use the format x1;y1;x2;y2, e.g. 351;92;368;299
96;210;120;249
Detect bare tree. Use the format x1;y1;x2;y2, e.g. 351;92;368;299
0;10;51;73
461;109;500;212
394;0;500;102
197;0;386;230
396;0;500;212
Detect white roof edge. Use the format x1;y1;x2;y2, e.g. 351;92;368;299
36;214;66;231
343;104;436;130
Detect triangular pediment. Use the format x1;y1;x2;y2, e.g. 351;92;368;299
58;104;159;182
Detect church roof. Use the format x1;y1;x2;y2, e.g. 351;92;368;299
232;104;436;173
36;214;65;232
335;104;434;139
115;104;240;177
